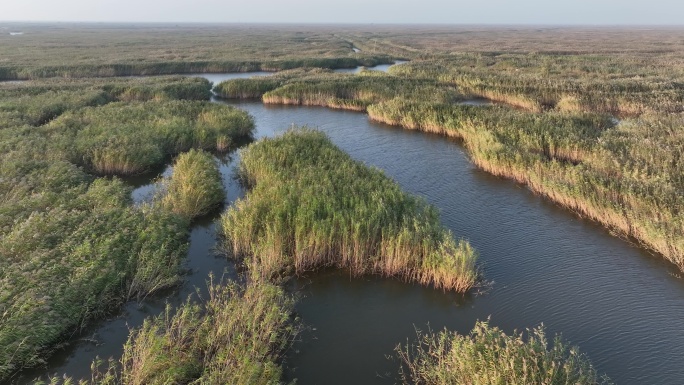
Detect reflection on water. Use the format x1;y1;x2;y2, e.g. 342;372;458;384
458;97;494;106
333;60;408;74
186;71;272;85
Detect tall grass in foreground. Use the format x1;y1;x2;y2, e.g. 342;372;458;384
158;149;224;219
0;77;241;380
38;280;297;385
397;320;612;385
220;129;478;292
0;177;190;380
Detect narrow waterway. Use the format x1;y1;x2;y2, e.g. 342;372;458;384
14;66;684;385
219;100;684;385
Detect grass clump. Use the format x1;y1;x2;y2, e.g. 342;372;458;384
0;177;190;380
220;129;478;292
118;282;295;385
0;77;238;379
44;280;298;385
212;68;335;99
48;100;254;175
159;149;224;219
397;320;612;385
260;73;459;111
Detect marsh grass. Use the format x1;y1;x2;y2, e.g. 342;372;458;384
260;73;459;111
4;24;684;381
396;320;612;385
0;178;190;380
0;76;211;129
48;100;254;175
0;76;252;379
158;149;224;219
220;129;478;292
212;68;335;99
0;24;392;80
232;65;684;270
37;280;298;385
367;99;684;269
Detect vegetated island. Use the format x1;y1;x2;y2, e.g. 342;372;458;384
0;76;253;379
46;130;608;385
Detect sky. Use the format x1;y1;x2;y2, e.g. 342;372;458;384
2;0;683;25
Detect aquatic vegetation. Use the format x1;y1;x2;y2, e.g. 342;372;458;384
0;175;190;380
0;24;391;80
390;57;683;116
0;77;212;129
260;73;459;111
214;77;284;99
159;149;225;219
3;24;684;383
220;129;478;292
212;68;335;99
0;77;249;380
232;62;684;270
48;100;254;175
117;281;295;385
396;320;612;385
38;280;297;385
367;99;684;269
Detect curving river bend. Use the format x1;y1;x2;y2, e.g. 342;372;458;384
14;65;684;385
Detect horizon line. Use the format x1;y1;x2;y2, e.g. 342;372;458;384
1;21;684;28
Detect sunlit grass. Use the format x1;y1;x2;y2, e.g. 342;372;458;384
397;320;612;385
220;129;478;292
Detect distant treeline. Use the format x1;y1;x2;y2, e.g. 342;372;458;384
0;56;392;80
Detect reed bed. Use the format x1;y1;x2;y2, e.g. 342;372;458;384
0;24;392;80
158;149;224;219
396;320;612;385
389;57;684;116
212;68;335;99
0;77;212;129
260;73;459;111
367;99;684;269
48;100;254;175
0;176;190;380
1;57;392;81
39;280;298;385
220;129;478;292
3;24;684;382
0;77;248;380
230;65;684;270
214;68;459;109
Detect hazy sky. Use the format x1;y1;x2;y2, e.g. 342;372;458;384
3;0;683;25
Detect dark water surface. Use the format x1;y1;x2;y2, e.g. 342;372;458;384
13;70;684;384
333;60;408;74
224;101;684;385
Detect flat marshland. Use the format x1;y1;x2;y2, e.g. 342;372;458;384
0;24;392;80
0;75;253;379
2;23;682;384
